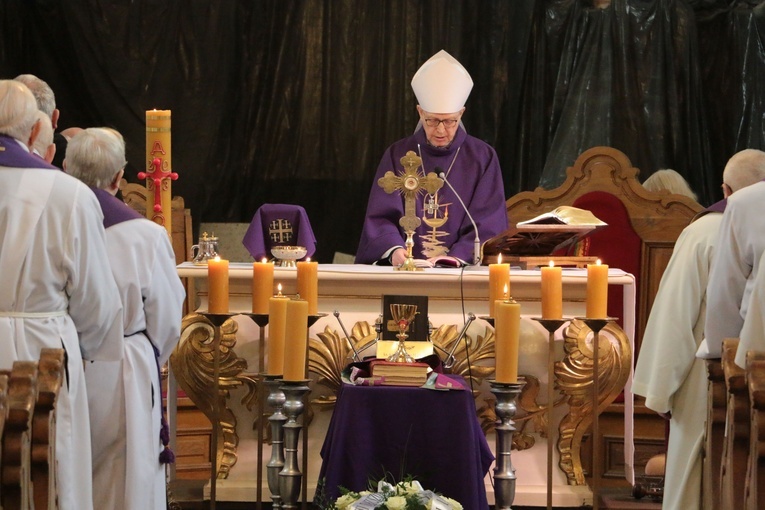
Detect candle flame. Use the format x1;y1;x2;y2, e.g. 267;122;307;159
498;253;502;264
306;257;311;262
596;259;602;265
503;283;508;299
277;283;283;296
213;255;221;262
261;257;268;264
548;260;554;268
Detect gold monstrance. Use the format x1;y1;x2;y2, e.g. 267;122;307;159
378;151;444;271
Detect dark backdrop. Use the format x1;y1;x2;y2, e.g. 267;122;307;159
1;0;764;262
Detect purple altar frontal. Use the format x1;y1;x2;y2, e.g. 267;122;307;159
318;375;493;509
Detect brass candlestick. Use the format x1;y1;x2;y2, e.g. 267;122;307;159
386;303;418;363
576;317;616;510
531;317;570;510
278;380;310;509
197;311;236;510
490;379;525;509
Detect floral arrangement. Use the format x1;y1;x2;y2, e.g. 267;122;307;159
331;479;462;510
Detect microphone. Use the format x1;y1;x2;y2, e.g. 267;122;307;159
435;166;481;265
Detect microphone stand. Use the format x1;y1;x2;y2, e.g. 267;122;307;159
437;170;481;265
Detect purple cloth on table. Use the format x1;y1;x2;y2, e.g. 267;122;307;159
242;203;316;261
318;375;493;509
355;127;508;264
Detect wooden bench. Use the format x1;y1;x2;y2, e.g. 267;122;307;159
746;355;765;509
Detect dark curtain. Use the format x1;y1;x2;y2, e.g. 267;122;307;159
1;0;764;262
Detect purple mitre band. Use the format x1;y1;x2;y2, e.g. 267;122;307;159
243;203;317;261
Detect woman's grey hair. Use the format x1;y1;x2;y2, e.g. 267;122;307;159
65;127;127;189
0;80;40;142
642;169;697;201
13;74;56;118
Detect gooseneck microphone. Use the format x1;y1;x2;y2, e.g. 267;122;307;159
434;166;481;265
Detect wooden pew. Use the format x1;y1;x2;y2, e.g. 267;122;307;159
720;339;749;509
1;361;38;510
31;348;65;510
746;354;765;509
703;358;726;509
0;373;8;478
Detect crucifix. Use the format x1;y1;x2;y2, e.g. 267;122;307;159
378;150;444;270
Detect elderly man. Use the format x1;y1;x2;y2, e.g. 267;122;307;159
634;149;765;510
0;80;123;510
64;127;185;510
356;50;508;266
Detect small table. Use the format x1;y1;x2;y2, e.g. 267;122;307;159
318;376;493;509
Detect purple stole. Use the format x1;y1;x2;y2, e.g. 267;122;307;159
0;134;57;170
91;187;144;228
692;198;726;222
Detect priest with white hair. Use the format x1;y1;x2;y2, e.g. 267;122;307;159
0;79;123;510
356;50;508;266
65;127;186;510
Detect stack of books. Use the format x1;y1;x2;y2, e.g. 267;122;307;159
370;360;430;387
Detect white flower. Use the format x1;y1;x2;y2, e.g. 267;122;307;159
442;496;462;510
335;493;358;509
385;496;408;510
397;480;423;495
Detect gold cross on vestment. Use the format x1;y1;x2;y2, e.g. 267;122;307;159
378;151;444;232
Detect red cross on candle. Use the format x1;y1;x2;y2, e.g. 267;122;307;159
138;158;179;213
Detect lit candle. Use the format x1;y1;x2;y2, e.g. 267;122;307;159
283;297;309;381
489;253;510;317
252;258;274;314
267;284;289;375
145;109;172;234
494;298;521;383
207;256;229;313
586;259;609;318
541;261;563;319
296;259;319;315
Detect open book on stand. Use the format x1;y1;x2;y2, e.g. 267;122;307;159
370;360;430;387
410;255;465;268
481;206;608;260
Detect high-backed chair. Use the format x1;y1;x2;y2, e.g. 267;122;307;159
505;146;702;487
746;355;765;509
720;338;748;509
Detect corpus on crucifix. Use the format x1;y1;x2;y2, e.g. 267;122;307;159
377;150;444;270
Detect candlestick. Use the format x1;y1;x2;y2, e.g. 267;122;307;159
268;288;290;375
489;254;510;317
296;260;318;315
494;298;521;383
283;298;309;381
541;261;563;319
207;257;229;313
265;375;287;509
586;260;609;318
253;258;275;314
143;109;177;234
278;380;310;509
490;379;525;510
532;317;570;510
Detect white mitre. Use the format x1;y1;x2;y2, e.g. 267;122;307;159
411;50;473;114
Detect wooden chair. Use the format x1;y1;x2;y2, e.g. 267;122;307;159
1;361;38;510
504;146;702;485
720;339;749;509
31;348;65;510
746;355;765;509
0;373;8;472
119;178;195;314
704;359;726;509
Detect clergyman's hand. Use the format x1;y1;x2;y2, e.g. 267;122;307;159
391;248;408;267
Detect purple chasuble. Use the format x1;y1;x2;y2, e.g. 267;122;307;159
0;134;58;170
692;198;727;222
356;127;508;263
91;187;144;228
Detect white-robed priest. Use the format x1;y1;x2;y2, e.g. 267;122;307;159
633;149;765;510
65;127;186;510
0;80;124;510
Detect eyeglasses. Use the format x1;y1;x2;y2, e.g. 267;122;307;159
423;118;459;128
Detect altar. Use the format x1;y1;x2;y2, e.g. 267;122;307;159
172;262;636;507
